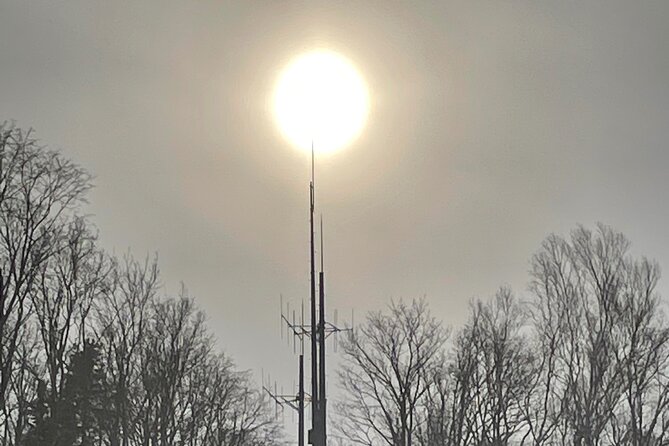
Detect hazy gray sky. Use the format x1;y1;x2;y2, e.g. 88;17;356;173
2;0;668;404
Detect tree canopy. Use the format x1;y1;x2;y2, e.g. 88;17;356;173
0;124;282;445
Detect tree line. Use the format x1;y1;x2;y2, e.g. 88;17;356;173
0;123;282;446
4;122;667;446
336;225;669;446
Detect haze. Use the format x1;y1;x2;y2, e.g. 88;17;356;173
1;0;668;387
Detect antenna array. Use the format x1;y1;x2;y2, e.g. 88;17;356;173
263;147;352;446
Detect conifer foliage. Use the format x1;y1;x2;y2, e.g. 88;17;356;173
24;342;108;446
0;124;281;445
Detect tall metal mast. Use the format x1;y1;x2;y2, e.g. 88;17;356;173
298;354;305;446
309;142;320;445
267;144;351;446
318;217;327;445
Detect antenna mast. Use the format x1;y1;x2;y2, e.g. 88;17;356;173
265;143;352;446
309;141;320;445
318;216;327;445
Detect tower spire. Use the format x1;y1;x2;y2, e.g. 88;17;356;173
309;139;319;444
267;142;351;446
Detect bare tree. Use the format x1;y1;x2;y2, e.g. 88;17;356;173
97;254;159;446
448;288;534;446
132;291;282;446
0;123;91;441
32;217;107;401
519;233;576;446
609;256;669;445
215;371;283;446
528;224;664;445
0;125;281;445
135;293;210;445
336;298;448;446
415;353;450;446
184;352;282;446
3;324;42;446
447;309;481;446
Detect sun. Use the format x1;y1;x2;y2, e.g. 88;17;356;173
273;50;369;154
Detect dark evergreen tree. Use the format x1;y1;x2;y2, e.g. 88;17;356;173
22;341;110;446
63;340;110;446
23;381;76;446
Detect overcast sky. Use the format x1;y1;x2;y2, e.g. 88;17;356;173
2;0;669;414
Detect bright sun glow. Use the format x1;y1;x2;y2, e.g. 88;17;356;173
274;50;369;154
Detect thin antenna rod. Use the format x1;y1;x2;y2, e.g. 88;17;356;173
293;309;296;354
280;294;284;340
